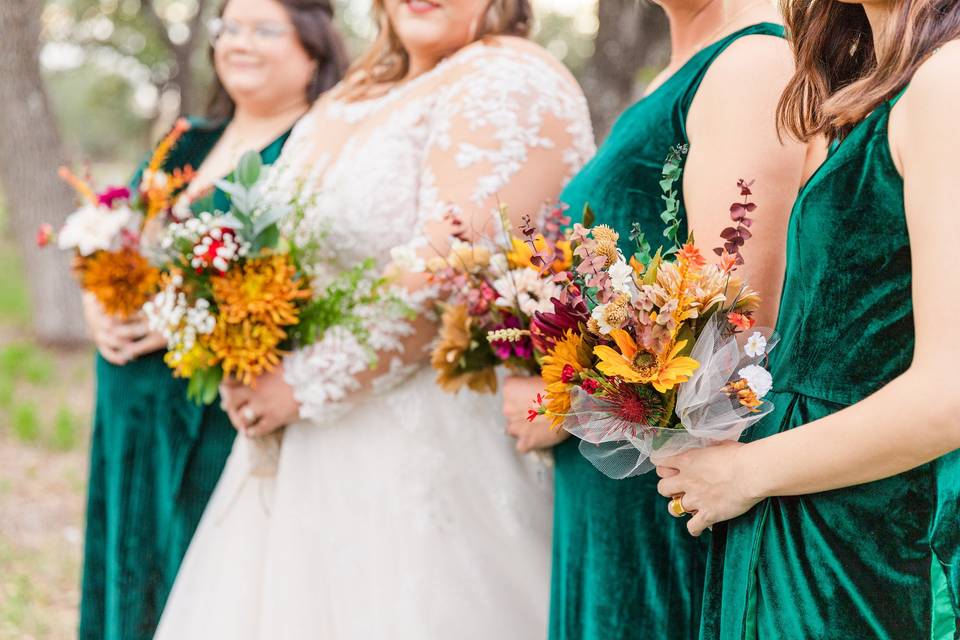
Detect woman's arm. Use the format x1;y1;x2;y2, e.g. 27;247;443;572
656;43;960;536
684;34;806;328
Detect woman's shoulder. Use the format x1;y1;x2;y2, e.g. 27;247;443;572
433;35;582;93
900;39;960;105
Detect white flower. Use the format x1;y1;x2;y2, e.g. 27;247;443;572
608;258;634;293
738;364;773;399
591;303;614;334
744;332;768;358
489;252;510;277
389;244;425;273
58;204;133;256
492;268;560;317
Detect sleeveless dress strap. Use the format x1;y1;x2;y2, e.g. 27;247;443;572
678;22;786;138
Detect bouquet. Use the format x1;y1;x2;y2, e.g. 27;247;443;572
527;149;778;478
145;151;404;405
425;204;573;393
39;119;194;318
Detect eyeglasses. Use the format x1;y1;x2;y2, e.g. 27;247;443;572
207;17;293;47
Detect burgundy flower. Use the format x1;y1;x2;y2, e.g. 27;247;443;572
97;186;132;208
560;364;576;384
580;378;599;395
531;295;589;353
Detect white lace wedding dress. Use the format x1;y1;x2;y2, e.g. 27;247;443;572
155;37;594;639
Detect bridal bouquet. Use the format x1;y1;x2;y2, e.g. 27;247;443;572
424;204;572;393
527;152;778;478
39;119;195;318
145;151;403;404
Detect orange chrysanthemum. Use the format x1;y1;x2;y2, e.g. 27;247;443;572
211;254;311;326
207;254;311;384
77;248;161;319
207;316;288;385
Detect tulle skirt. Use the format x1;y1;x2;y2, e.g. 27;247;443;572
155;368;553;639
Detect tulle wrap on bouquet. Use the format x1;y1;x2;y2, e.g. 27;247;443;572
564;315;779;479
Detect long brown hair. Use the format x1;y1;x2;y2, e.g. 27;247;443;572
776;0;960;140
342;0;532;97
207;0;349;121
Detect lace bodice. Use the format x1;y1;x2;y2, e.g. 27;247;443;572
267;37;595;422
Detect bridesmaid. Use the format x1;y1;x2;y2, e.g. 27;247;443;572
78;1;347;638
502;0;807;638
655;0;960;637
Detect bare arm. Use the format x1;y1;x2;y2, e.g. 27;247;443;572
684;35;806;328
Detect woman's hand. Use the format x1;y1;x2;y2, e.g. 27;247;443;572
82;293;164;365
502;376;570;453
654;441;763;537
219;366;301;437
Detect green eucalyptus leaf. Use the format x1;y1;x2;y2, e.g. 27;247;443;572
236;151;263;188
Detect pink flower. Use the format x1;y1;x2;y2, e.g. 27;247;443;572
97;186;132;208
36;223;54;248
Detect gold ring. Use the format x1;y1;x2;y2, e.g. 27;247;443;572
668;495;688;518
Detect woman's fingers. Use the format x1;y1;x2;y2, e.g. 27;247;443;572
687;511;711;537
97;345;129;366
125;332;166;359
657;475;685;498
655;465;679;479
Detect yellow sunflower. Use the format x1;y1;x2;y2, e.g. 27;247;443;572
540;330;593;428
594;329;699;393
507;235;573;273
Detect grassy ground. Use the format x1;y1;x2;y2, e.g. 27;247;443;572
0;226;92;639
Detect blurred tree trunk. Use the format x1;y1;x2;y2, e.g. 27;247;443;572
0;0;87;344
144;0;212;115
582;0;670;141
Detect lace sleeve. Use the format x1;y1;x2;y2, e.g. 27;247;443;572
284;41;595;424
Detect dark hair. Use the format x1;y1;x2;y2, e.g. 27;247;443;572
776;0;960;141
206;0;349;121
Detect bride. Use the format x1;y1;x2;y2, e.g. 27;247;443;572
155;1;594;637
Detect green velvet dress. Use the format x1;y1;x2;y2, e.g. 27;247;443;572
78;119;292;640
550;23;785;640
699;91;959;639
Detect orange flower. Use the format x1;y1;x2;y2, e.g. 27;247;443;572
77;248;161;319
594;329;699;394
207;254;311;384
678;242;706;269
727;312;756;331
211;254;311;326
717;250;737;274
207;316;287;386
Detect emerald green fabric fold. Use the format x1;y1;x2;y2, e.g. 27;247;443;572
78;119;292;640
549;23;785;640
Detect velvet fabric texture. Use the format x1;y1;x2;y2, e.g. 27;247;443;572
699;93;959;639
549;24;785;640
78;119;292;640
